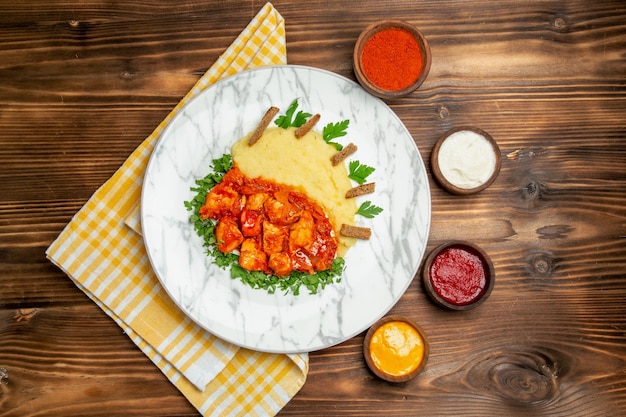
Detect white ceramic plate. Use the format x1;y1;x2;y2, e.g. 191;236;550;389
141;65;431;353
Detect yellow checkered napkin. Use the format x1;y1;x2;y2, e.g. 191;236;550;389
46;3;308;416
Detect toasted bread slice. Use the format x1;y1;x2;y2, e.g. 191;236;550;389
345;182;375;198
340;224;371;240
295;113;321;138
331;143;358;166
248;106;280;146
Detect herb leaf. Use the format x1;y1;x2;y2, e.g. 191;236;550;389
356;201;383;218
212;154;233;174
275;99;312;128
322;120;349;151
293;109;312;128
348;160;375;184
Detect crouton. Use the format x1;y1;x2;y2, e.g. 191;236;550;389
340;224;371;240
345;182;375;198
248;106;280;146
295;113;321;138
330;143;358;166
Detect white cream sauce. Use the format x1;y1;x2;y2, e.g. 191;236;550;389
437;130;497;189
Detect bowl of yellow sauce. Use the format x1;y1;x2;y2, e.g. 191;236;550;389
363;315;429;382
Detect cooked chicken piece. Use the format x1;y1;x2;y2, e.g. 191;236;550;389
289;210;315;251
290;249;314;274
307;234;337;271
269;252;292;277
199;183;241;220
239;238;268;272
214;216;244;253
240;208;263;237
244;192;269;210
262;220;288;254
221;166;245;186
264;195;300;225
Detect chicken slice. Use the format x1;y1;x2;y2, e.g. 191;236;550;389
289;211;315;252
264;195;300;226
262;221;288;254
244;192;269;210
269;252;292;277
290;249;314;274
239;238;268;273
200;183;241;220
214;216;243;253
240;208;263;237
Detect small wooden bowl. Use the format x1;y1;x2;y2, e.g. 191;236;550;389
363;315;429;382
422;241;495;311
430;127;501;195
353;20;431;99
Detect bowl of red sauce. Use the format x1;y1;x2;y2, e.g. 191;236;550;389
363;315;429;382
353;19;431;99
422;241;495;310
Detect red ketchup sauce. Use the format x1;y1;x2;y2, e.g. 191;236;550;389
429;244;487;306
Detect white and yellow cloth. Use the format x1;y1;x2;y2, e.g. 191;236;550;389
46;3;308;416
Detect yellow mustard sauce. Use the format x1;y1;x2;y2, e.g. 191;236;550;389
369;321;425;376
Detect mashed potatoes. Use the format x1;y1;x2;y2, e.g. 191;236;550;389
232;126;357;255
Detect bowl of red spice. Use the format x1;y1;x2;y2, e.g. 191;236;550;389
353;19;431;99
422;241;495;311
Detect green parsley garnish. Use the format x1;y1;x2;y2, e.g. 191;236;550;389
274;98;312;129
184;153;345;295
356;201;383;218
184;154;233;236
348;160;375;184
231;257;345;296
322;120;349;151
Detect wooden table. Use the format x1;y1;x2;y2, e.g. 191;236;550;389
1;1;625;415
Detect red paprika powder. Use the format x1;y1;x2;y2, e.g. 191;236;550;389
360;27;424;91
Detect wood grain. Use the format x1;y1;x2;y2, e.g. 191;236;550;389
0;305;197;416
1;0;625;416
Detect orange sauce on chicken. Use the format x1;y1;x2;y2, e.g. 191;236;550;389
199;166;338;276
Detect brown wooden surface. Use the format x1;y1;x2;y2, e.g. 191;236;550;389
1;1;625;416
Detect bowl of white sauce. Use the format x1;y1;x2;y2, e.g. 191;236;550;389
430;127;501;195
